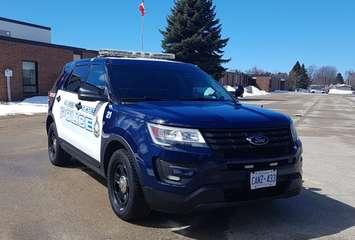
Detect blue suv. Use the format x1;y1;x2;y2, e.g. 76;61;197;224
46;50;303;221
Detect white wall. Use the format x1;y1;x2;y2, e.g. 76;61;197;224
0;20;51;43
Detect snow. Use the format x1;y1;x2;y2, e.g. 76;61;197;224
243;86;269;97
224;85;269;97
273;90;292;93
224;85;236;92
0;96;48;116
328;89;354;95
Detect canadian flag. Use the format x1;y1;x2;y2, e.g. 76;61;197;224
139;1;145;16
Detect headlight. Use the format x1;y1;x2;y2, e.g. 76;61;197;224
147;123;207;147
290;122;299;143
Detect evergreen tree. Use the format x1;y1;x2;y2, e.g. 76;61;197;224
161;0;229;80
296;64;310;89
335;73;344;84
288;61;302;90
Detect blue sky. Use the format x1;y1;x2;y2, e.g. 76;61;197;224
1;0;355;74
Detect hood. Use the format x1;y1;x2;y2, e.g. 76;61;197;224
120;101;291;129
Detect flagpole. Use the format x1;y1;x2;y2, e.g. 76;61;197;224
141;15;144;52
139;0;145;52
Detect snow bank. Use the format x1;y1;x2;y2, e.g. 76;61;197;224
21;96;48;104
224;85;235;92
243;86;268;97
0;96;48;116
328;89;354;95
224;85;269;97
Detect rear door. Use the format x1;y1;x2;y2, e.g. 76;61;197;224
49;64;72;109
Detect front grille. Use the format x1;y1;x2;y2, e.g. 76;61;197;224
201;128;293;159
226;158;295;171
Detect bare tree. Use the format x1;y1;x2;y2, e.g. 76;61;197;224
246;67;270;76
312;66;337;86
345;70;355;88
307;65;318;83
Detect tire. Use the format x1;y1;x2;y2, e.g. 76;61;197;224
107;149;150;221
48;123;71;166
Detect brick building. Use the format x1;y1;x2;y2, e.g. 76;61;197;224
220;71;255;87
270;73;288;91
0;17;97;101
220;71;288;92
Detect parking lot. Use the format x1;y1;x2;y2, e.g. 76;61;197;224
1;93;355;240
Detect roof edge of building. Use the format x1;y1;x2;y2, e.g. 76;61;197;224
0;35;98;54
0;17;51;31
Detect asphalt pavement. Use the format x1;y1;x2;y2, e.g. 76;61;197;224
1;93;355;240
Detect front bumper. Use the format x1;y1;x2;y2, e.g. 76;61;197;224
143;171;302;213
139;141;303;214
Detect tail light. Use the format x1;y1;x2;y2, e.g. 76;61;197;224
48;91;56;106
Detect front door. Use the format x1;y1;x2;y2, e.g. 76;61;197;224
72;99;108;162
52;63;109;163
52;64;90;152
74;64;109;162
22;61;38;96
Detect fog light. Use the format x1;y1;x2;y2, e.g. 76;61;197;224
155;159;195;184
167;175;181;181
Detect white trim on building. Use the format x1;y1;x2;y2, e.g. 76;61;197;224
0;17;51;43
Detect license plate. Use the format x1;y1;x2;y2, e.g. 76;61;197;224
250;170;277;190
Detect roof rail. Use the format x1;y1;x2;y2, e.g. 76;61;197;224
98;49;175;60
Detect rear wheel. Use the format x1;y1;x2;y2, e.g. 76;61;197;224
107;149;150;221
48;123;71;166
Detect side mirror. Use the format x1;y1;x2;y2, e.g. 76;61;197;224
235;85;244;98
78;82;108;102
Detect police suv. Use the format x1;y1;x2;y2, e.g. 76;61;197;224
47;50;303;221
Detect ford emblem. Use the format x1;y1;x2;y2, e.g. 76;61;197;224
246;135;269;146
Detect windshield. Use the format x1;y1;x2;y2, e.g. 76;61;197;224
108;61;234;102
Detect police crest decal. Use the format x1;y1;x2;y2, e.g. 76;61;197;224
93;117;100;138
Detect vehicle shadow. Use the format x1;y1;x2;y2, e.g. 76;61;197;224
78;166;355;240
70;159;108;186
135;188;355;240
241;98;286;102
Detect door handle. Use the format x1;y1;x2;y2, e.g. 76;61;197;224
56;96;61;102
75;102;82;110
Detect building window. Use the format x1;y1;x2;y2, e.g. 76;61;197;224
22;61;38;95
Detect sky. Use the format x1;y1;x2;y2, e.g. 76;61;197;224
1;0;355;74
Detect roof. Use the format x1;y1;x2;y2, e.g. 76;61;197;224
0;35;97;54
104;57;180;63
69;57;188;69
102;57;188;67
0;17;51;31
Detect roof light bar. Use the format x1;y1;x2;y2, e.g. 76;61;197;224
98;49;175;60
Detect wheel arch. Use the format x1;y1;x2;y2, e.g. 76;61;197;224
102;135;142;181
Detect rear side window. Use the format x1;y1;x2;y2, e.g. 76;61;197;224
52;65;71;92
63;65;90;93
86;64;107;90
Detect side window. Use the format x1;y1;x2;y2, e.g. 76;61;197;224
52;66;71;92
86;64;107;90
63;65;89;93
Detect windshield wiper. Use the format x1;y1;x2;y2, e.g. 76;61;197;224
120;97;169;102
121;97;236;103
178;97;229;102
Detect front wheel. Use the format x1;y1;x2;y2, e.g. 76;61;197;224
107;149;150;221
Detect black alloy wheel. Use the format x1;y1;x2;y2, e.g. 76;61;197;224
107;149;150;221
